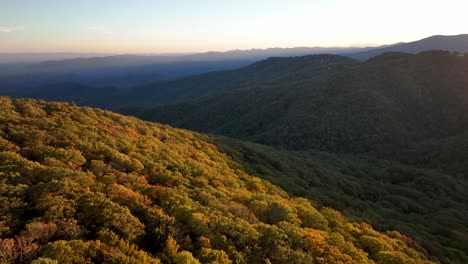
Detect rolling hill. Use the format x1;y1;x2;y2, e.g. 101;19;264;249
0;97;436;263
126;51;468;160
119;55;358;107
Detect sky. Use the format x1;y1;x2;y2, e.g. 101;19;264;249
1;0;467;53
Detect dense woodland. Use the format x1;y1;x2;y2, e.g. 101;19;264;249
0;98;435;263
210;137;468;263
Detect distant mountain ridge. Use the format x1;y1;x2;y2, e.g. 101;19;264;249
0;52;114;64
350;34;468;60
11;46;367;74
0;46;368;91
3;34;467;66
6;34;468;110
0;46;367;65
1;34;467;94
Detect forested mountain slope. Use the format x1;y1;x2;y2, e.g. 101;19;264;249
118;50;468;264
127;51;468;159
0;97;433;263
208;137;468;263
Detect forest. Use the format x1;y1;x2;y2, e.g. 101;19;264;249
0;97;435;263
210;137;468;263
1;1;468;262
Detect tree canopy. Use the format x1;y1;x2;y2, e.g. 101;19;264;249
0;97;433;263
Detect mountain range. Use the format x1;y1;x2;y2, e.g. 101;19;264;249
1;34;468;263
350;34;468;60
124;51;468;157
118;50;468;263
0;47;366;88
1;34;467;93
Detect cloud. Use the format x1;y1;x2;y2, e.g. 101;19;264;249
0;26;25;33
87;25;113;36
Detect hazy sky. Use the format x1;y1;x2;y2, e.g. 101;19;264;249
1;0;467;53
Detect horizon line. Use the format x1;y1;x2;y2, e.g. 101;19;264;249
0;45;381;56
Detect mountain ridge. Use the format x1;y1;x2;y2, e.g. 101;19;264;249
2;34;468;106
350;34;468;60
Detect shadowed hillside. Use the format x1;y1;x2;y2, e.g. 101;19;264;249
117;55;358;107
127;51;468;159
207;137;468;263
